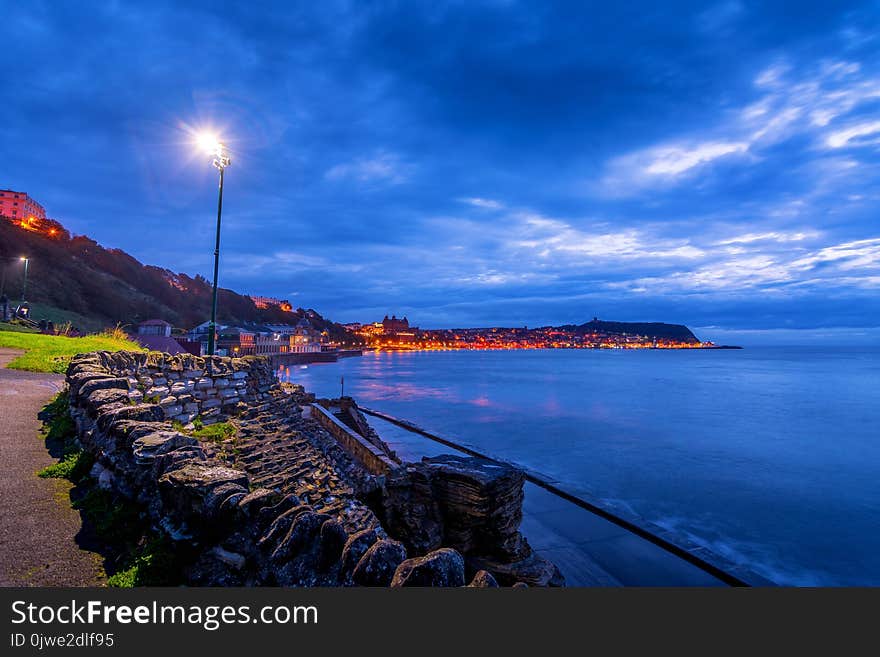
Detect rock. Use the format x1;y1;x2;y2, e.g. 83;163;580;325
96;403;165;431
204;482;250;520
271;512;329;562
340;527;386;578
208;546;247;570
131;431;198;465
467;552;565;587
353;539;407;587
158;463;249;530
86;387;131;408
380;466;443;555
421;454;528;561
78;376;130;399
467;570;499;587
390;548;466;587
162;405;184;418
255;493;303;528
238;488;283;518
317;519;348;571
258;504;312;549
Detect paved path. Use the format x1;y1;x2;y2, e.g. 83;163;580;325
0;348;105;586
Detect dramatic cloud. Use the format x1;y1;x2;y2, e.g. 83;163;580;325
2;1;879;340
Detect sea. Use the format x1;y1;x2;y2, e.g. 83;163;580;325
278;346;880;586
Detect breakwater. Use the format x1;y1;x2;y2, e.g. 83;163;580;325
64;350;562;586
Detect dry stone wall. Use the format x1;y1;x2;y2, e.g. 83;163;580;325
64;350;562;587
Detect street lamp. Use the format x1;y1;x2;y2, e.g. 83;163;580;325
197;133;231;356
19;257;29;303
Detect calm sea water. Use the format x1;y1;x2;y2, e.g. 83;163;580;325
279;347;880;586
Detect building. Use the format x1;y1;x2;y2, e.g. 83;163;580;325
132;319;190;355
255;332;290;355
217;327;256;356
0;189;46;223
183;319;325;358
382;315;410;332
137;319;172;337
249;295;293;312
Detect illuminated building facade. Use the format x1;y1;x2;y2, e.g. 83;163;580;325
250;295;293;312
0;189;46;222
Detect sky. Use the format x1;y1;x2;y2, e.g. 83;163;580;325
2;1;879;343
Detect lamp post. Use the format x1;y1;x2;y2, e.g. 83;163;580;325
19;257;29;303
198;135;231;356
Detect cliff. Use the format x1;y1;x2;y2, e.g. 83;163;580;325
565;319;700;343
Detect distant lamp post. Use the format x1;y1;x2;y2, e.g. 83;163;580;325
19;257;29;302
196;133;231;356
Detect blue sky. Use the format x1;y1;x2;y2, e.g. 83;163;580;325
2;1;879;342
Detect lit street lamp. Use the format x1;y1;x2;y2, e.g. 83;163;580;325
19;257;29;303
197;133;231;356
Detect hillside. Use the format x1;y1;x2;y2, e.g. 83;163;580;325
0;217;357;342
561;318;700;343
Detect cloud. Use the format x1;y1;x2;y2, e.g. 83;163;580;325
599;56;880;195
643;142;749;176
459;197;504;209
325;151;411;185
824;120;880;148
716;231;820;245
509;212;706;261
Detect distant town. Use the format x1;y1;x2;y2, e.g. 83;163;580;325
345;315;715;351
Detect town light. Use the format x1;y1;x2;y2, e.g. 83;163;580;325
196;131;232;356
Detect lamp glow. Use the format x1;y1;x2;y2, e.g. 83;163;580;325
196;132;222;156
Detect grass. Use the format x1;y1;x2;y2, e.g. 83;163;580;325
190;421;237;442
73;488;143;546
41;391;76;445
21;302;105;334
0;329;143;373
0;321;40;333
37;451;94;481
106;537;181;587
37;391;95;481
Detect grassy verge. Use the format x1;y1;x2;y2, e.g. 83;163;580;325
20;302;106;334
0;321;40;333
37;392;183;587
0;328;143;373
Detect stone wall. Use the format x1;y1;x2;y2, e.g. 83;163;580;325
67;351;277;427
64;350;562;587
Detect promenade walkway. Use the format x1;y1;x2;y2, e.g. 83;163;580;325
0;348;104;586
363;411;735;587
